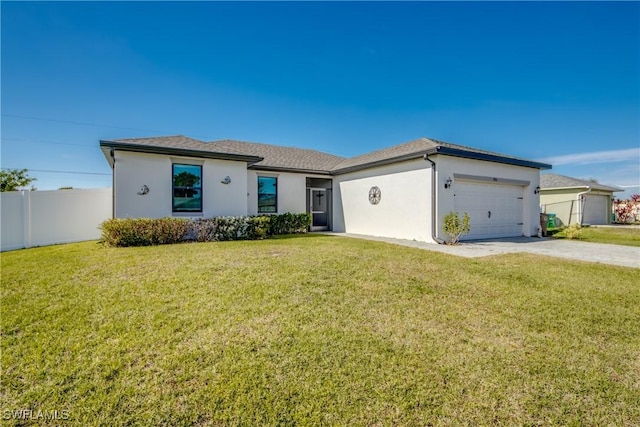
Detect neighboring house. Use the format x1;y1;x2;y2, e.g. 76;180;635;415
99;136;551;242
540;174;622;226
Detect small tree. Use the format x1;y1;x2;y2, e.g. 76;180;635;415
0;168;36;192
443;211;471;245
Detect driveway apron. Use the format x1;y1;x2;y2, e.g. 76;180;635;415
325;234;640;269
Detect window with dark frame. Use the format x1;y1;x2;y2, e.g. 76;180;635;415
257;176;277;213
172;164;202;212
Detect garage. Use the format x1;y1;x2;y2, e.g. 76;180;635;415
539;174;622;226
582;194;609;225
453;180;525;240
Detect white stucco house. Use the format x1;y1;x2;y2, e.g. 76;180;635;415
99;136;551;243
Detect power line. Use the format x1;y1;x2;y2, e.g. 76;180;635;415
1;113;220;140
1;167;110;176
1;113;173;134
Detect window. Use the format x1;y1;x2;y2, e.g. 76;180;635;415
172;164;202;212
257;176;277;213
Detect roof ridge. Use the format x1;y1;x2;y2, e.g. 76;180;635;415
209;139;346;158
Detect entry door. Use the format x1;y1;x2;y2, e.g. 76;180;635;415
453;182;524;240
309;188;329;231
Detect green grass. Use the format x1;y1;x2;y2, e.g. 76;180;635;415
552;225;640;246
2;235;639;426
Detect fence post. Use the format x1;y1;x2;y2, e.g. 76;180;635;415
22;190;32;248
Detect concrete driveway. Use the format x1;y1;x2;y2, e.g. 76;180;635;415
326;233;640;269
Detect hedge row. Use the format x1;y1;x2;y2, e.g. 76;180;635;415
100;212;312;247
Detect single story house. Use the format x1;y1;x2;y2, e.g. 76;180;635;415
540;173;622;226
99;136;551;243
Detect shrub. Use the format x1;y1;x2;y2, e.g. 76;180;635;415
613;194;640;224
214;216;245;241
100;212;313;247
269;212;312;235
100;218;190;247
442;211;471;245
564;223;582;240
186;218;217;242
247;216;271;240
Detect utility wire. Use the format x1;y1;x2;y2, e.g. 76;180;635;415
2;113;173;134
1;113;220;140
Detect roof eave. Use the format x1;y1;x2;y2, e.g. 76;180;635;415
432;146;552;170
540;184;623;193
330;152;426;175
540;186;589;191
99;140;264;164
331;146;552;175
249;165;333;175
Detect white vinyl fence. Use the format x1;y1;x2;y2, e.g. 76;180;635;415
1;188;112;252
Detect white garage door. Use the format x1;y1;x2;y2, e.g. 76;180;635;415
582;195;608;225
453;182;524;240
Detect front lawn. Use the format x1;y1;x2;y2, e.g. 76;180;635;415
552;225;640;246
2;236;639;425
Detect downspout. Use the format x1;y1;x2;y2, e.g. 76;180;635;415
110;148;116;219
576;186;591;225
424;153;445;244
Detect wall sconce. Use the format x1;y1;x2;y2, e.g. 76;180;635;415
534;186;540;195
221;176;231;185
444;177;453;189
137;184;150;195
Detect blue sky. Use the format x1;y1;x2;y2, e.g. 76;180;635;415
2;1;639;197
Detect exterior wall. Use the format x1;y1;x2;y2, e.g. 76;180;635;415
114;151;248;218
1;188;112;251
540;189;577;226
433;155;542;239
247;170;329;215
332;158;433;242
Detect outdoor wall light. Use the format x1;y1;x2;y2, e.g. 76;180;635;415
534;186;540;195
137;184;150;195
444;178;453;189
221;176;231;185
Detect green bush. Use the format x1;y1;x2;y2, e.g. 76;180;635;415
101;212;313;247
269;212;312;235
442;211;471;245
100;218;190;247
247;216;271;240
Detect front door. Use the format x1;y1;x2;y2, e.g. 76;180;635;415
308;188;329;231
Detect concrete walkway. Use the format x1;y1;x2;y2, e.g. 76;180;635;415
323;233;640;269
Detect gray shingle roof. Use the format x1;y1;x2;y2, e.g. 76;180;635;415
99;135;264;164
330;137;550;173
209;140;346;173
541;173;622;192
100;135;551;173
108;135;215;151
